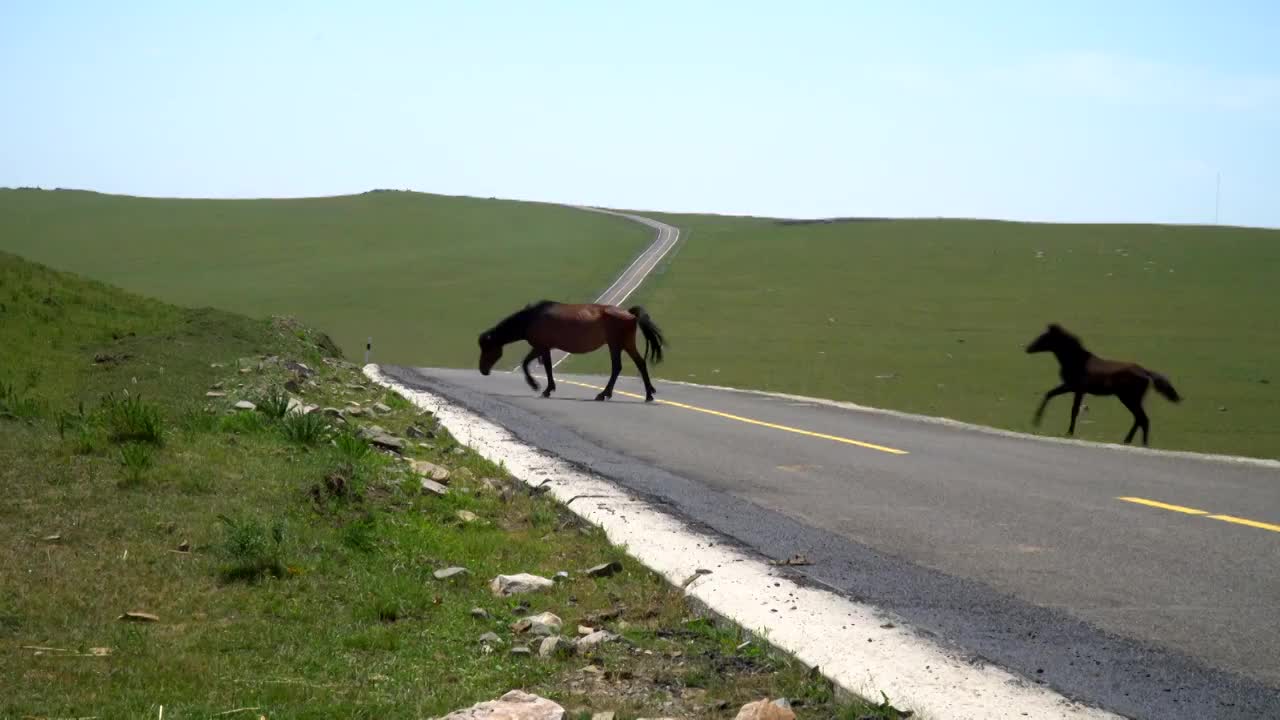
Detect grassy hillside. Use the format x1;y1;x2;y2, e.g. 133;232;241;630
0;252;907;718
568;213;1280;459
0;188;652;368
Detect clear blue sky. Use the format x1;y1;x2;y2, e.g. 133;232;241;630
2;1;1277;226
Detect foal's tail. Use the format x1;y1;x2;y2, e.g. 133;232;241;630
629;306;666;364
1143;369;1182;403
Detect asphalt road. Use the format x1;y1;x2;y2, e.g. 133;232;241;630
383;365;1280;720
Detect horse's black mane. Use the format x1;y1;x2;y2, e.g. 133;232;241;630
485;300;557;343
1045;323;1091;361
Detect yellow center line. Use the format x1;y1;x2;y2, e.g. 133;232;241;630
1116;496;1209;515
1207;514;1280;533
560;380;908;456
1117;496;1280;535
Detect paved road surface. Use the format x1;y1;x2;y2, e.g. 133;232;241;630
383;365;1280;720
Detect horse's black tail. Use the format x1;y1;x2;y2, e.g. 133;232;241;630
1144;369;1182;403
629;306;666;364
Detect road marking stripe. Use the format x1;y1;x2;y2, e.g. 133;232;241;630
561;380;909;456
1118;497;1280;534
1206;514;1280;533
1116;496;1209;515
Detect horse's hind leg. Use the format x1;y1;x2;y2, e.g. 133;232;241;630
520;347;541;391
624;335;656;402
1067;392;1084;436
1120;392;1150;446
539;350;556;398
596;346;623;401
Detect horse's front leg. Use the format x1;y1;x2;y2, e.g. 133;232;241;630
596;346;623;401
520;347;541;391
1033;384;1070;427
539;350;556;398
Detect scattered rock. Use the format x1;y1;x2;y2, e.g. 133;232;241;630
322;407;342;418
772;699;792;710
345;406;366;417
575;630;617;650
411;460;451;482
284;360;315;377
478;631;503;646
233;400;256;411
420;479;449;496
373;402;392;414
206;391;227;398
471;607;490;620
176;540;190;553
592;713;616;720
513;611;562;637
456;510;479;523
539;635;565;658
118;611;160;623
452;447;467;456
554;571;570;582
434;566;469;580
284;379;302;394
510;646;532;658
406;425;431;439
369;434;405;452
491;573;555;597
239;367;253;375
734;698;796;720
586;561;623;578
41;533;61;543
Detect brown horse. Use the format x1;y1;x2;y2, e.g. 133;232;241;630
1026;323;1181;446
478;300;666;402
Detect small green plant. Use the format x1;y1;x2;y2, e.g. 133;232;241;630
119;443;153;486
280;411;332;446
255;388;291;420
332;429;372;465
178;405;219;435
216;514;287;583
382;391;413;411
101;392;164;445
220;409;268;435
339;513;379;553
0;381;42;421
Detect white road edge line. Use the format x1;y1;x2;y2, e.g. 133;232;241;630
365;363;1122;720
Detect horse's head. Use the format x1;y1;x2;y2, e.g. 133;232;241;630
1025;323;1067;354
477;332;503;376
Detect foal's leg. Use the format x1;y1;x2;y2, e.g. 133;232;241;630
539;350;556;398
520;347;541;390
1119;392;1150;446
1033;384;1071;426
1067;392;1084;435
596;345;623;401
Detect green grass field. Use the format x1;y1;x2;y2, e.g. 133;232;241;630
0;188;652;369
0;251;907;719
567;213;1280;459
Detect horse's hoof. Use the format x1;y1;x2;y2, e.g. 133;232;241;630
594;393;610;401
541;389;553;398
645;395;655;403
